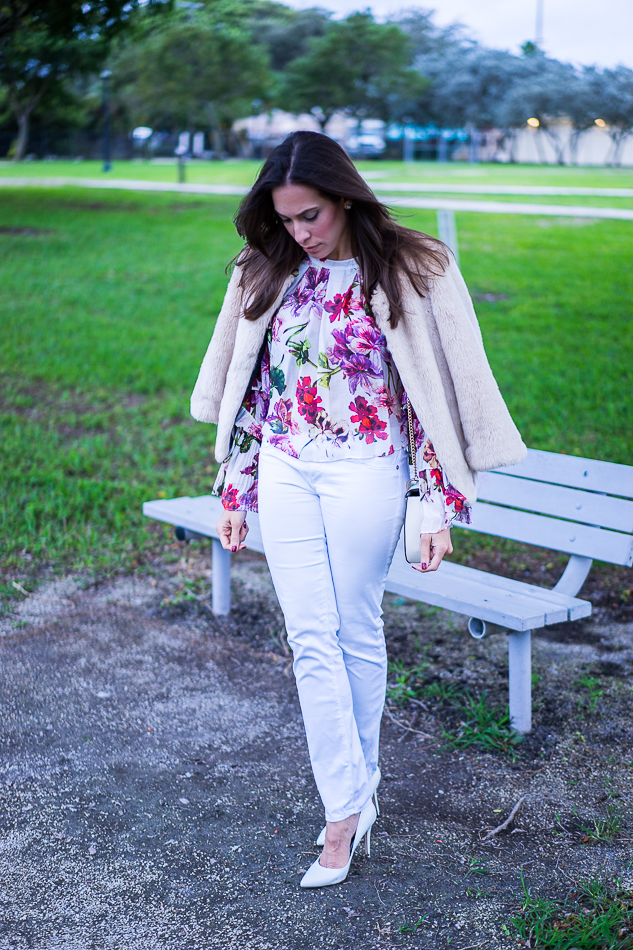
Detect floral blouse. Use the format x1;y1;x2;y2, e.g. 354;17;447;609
214;256;471;534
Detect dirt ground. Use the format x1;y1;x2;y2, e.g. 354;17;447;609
1;547;632;950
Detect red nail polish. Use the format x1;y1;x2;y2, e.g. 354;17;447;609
421;563;427;570
231;545;237;553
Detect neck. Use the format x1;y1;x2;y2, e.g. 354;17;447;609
323;227;353;261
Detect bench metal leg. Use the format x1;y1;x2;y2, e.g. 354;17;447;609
508;630;532;733
211;539;231;616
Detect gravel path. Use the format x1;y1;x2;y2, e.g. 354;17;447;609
1;554;632;949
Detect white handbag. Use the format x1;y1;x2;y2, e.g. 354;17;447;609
403;398;423;564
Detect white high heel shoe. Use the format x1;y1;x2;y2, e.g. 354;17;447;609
300;799;377;889
315;767;381;847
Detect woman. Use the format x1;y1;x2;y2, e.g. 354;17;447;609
191;131;526;888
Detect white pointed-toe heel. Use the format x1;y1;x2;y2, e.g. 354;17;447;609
300;799;377;889
315;768;381;847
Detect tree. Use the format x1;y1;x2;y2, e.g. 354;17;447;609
242;2;331;73
280;12;427;130
110;7;272;149
587;66;633;166
565;68;603;164
495;56;580;164
0;0;169;160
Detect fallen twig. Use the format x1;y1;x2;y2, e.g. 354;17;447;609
383;705;434;739
481;796;525;840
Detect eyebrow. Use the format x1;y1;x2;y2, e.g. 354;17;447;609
277;206;319;218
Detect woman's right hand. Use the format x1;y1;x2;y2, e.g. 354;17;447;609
216;510;249;553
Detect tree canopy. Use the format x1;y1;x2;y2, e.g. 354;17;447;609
280;12;428;130
1;0;633;164
110;6;271;139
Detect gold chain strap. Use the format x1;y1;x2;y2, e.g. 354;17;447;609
406;397;417;480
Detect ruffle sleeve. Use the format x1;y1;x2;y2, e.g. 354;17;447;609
212;340;271;513
402;392;472;534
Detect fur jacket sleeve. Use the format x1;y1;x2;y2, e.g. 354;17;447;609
191;255;526;504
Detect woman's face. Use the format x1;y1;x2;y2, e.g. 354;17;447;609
271;182;352;261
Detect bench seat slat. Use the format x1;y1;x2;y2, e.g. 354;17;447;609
462;501;633;566
143;496;263;555
437;560;592;622
478;472;633;533
142;496;592;632
496;448;633;499
386;551;580;630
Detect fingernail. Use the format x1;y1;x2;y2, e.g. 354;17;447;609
231;545;237;553
421;563;427;570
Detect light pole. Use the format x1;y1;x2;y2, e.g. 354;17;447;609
535;0;544;47
100;70;112;172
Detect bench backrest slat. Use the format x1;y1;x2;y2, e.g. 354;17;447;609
478;471;633;533
495;448;633;498
462;501;633;566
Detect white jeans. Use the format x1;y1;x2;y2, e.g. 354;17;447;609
258;441;408;822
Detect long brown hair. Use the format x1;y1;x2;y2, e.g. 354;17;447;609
232;131;448;328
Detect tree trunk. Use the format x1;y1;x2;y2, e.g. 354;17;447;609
534;129;548;164
612;130;632;167
13;111;30;161
8;75;50;162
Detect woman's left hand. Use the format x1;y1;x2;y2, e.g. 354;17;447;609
412;528;453;573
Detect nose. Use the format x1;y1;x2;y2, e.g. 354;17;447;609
295;222;312;246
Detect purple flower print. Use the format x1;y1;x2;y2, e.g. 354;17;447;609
289;266;329;316
240;452;260;478
344;320;386;362
267;398;300;435
268;433;300;457
327;324;382;393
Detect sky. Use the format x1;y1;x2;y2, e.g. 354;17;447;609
283;0;633;69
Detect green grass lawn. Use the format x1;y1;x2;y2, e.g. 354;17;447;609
3;157;633;190
1;183;632;582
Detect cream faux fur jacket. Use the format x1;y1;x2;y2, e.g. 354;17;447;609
190;257;526;504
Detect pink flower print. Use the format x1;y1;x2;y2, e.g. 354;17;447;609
222;485;241;511
422;439;438;465
324;284;354;322
296;376;323;424
373;384;398;415
349;396;389;443
445;484;469;518
430;467;443;486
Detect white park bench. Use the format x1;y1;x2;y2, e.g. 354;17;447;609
143;448;633;734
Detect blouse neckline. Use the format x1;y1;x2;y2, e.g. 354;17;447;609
307;254;357;269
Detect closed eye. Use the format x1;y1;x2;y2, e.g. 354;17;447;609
277;209;319;223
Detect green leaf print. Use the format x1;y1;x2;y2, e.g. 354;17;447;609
316;351;340;389
288;338;311;366
238;431;257;453
270;364;286;395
